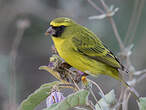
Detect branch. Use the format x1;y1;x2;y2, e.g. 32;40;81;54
108;17;125;50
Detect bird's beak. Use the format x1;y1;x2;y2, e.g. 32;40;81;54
45;26;55;36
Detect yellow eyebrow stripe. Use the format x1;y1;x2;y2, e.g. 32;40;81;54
50;21;70;27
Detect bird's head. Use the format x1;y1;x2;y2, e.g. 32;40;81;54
45;17;75;37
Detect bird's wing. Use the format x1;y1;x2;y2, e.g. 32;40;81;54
72;29;122;69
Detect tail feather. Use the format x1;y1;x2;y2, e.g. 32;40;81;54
120;79;140;102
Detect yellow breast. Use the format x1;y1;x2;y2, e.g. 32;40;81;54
52;36;100;74
52;37;73;60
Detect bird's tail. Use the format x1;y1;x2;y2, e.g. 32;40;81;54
103;66;139;101
120;78;140;102
111;68;140;101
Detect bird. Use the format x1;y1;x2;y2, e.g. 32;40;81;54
45;17;139;100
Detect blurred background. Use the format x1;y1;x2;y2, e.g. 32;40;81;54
0;0;146;110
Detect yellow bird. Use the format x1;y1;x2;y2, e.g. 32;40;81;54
45;17;139;99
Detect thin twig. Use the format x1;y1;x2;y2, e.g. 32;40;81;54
122;88;129;110
87;0;104;14
117;85;124;108
128;0;144;44
126;92;131;104
88;79;105;98
124;0;139;45
98;0;109;11
136;73;146;83
89;88;103;110
108;17;125;50
89;88;98;102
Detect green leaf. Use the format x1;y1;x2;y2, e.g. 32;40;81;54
45;103;87;110
138;97;146;110
18;81;60;110
45;103;58;110
43;89;89;110
74;108;88;110
95;89;116;110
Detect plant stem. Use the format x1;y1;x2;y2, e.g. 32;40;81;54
9;26;24;110
9;19;30;110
